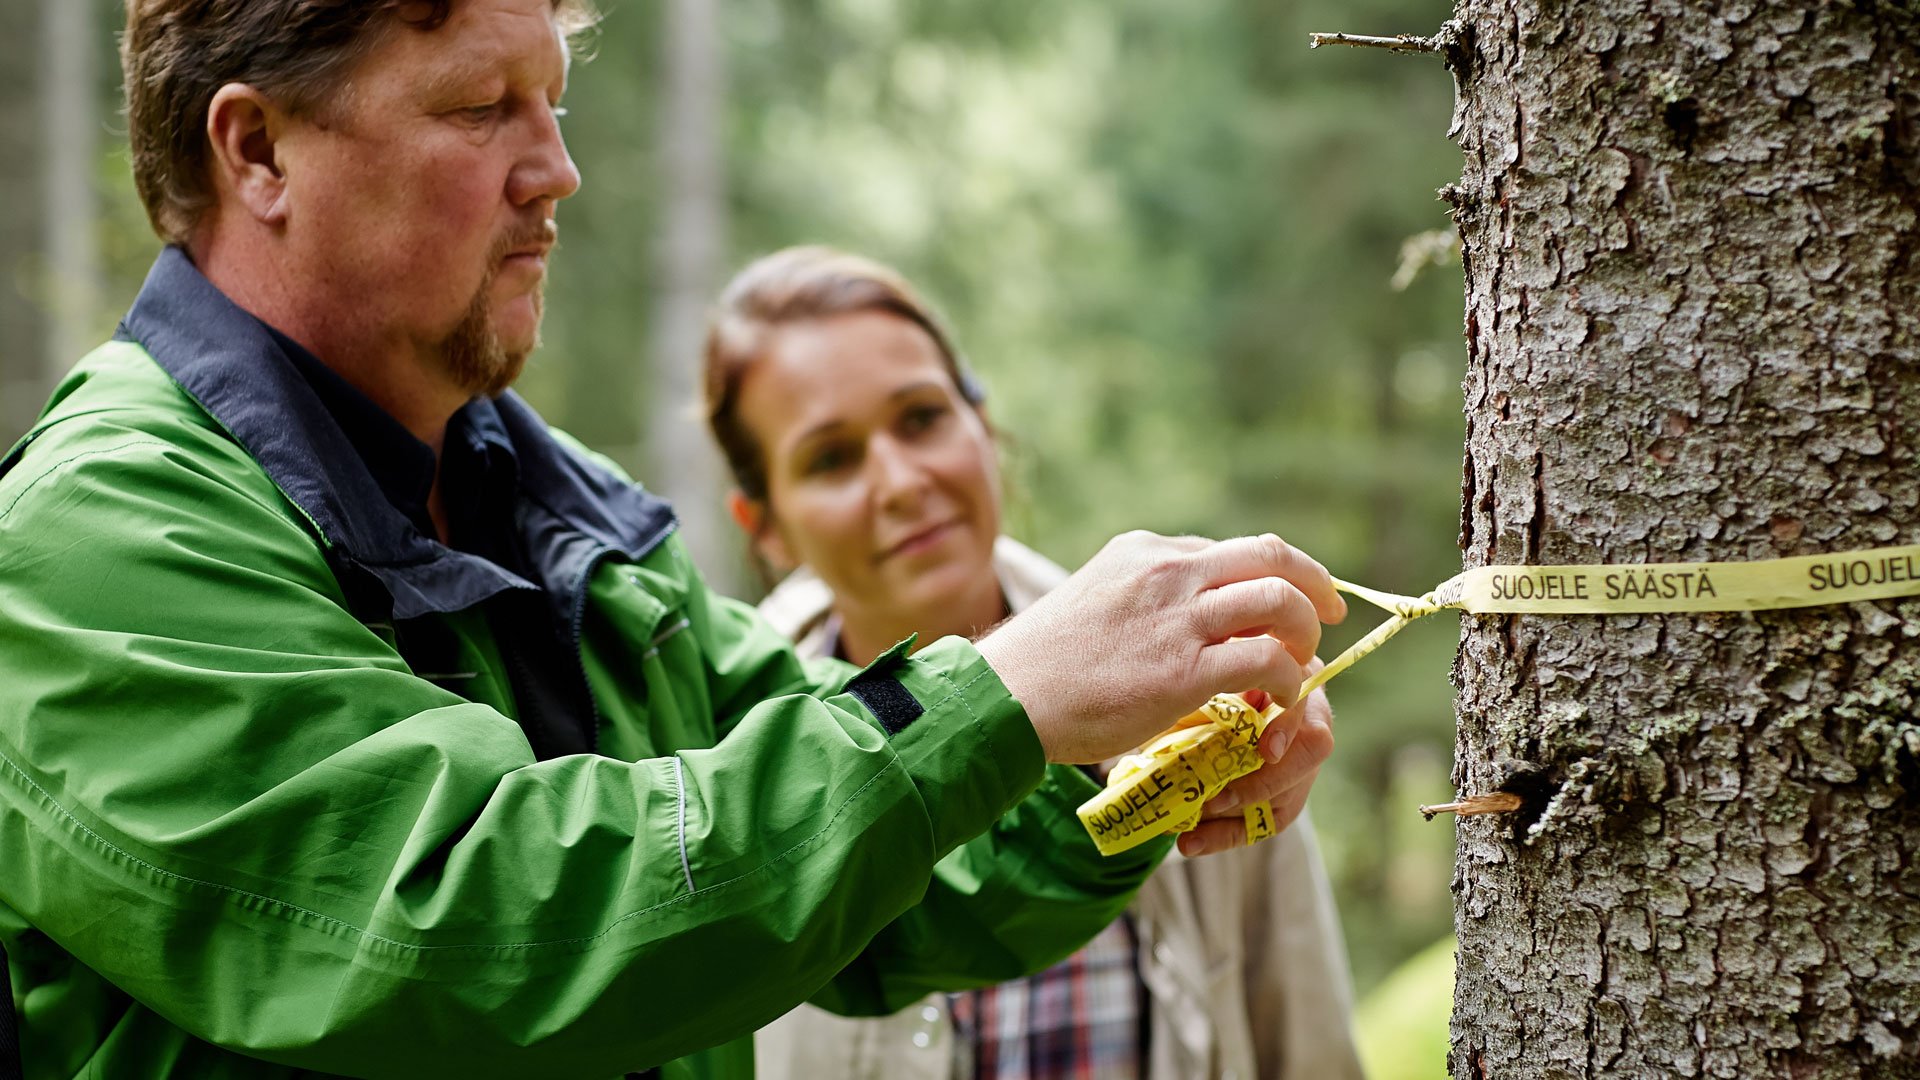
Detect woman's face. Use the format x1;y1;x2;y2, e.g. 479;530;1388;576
735;309;1002;624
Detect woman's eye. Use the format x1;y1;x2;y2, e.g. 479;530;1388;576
900;403;950;435
803;445;854;476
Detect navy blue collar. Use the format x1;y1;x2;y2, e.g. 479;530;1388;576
265;322;442;530
120;246;677;621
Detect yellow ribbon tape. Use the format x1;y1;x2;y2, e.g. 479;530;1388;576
1080;694;1277;856
1077;543;1920;856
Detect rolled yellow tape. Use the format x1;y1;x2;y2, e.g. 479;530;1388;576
1078;693;1276;856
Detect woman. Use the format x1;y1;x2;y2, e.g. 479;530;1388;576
703;246;1364;1080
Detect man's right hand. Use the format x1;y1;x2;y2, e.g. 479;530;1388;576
975;531;1346;764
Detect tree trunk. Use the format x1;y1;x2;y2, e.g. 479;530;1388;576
40;0;100;382
0;0;99;449
647;0;737;592
1446;2;1920;1077
0;0;48;446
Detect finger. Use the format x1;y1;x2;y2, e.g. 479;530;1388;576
1201;735;1322;815
1202;696;1333;815
1194;577;1321;663
1177;816;1246;857
1267;785;1312;834
1194;636;1304;710
1260;685;1332;763
1204;750;1323;817
1188;534;1346;624
1254;698;1306;767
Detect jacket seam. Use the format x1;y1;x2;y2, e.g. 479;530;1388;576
138;350;337;546
0;441;173;521
926;666;999;730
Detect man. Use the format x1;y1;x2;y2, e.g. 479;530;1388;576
0;1;1344;1077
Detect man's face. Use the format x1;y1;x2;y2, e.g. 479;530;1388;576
277;0;579;397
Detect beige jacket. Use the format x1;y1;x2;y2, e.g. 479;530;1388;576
753;537;1365;1080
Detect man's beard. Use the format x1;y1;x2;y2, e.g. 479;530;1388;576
441;224;553;399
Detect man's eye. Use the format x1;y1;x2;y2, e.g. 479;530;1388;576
460;103;501;123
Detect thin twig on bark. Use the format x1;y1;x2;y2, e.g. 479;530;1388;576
1419;791;1524;820
1308;31;1445;54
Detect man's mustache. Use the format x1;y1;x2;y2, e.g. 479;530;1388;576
493;219;560;263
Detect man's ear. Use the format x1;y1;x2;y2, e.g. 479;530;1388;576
727;489;795;573
206;84;291;226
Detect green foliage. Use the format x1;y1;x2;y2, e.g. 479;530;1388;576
1355;934;1456;1080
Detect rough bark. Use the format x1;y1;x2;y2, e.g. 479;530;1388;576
1445;2;1920;1077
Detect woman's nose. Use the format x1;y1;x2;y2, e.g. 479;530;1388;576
868;437;930;510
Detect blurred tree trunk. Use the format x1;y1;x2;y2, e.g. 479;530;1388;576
1446;2;1920;1077
0;0;98;448
647;0;737;591
41;0;100;380
0;0;48;445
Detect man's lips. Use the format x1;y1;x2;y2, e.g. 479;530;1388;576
501;220;559;268
497;247;552;290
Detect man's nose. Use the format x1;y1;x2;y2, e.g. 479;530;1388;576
510;106;582;206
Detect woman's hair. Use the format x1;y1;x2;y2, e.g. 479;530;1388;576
703;245;985;501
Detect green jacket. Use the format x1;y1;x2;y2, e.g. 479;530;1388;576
0;250;1165;1079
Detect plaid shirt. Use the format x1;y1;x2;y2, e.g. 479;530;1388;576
948;916;1143;1080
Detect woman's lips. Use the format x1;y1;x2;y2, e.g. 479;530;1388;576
880;521;955;561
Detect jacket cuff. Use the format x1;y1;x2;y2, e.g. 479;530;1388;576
835;634;1046;857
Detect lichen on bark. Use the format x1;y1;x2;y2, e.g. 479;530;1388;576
1445;2;1920;1077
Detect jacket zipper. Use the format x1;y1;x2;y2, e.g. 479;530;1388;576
566;545;614;755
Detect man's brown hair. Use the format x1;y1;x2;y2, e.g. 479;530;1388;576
121;0;599;245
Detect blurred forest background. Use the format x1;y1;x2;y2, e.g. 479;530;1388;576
1;0;1468;1072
